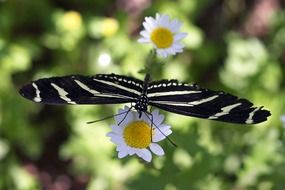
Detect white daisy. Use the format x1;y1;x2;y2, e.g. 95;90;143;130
138;13;187;58
106;106;172;162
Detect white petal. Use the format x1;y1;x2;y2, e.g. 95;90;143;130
140;30;150;38
133;111;141;121
174;33;187;41
156;49;168;58
145;17;157;29
150;109;165;126
118;150;128;158
111;125;122;134
106;131;114;137
159;15;170;27
166;48;176;55
114;106;129;125
153;132;165;142
161;51;168;58
106;132;117;139
140;112;149;123
145;21;156;31
117;111;133;128
109;135;124;144
169;19;178;29
161;128;173;136
128;147;137;155
106;132;121;141
151;109;159;118
116;144;126;151
153;129;172;142
156;50;163;56
149;143;165;156
158;124;171;133
137;149;152;162
143;22;153;33
169;20;182;33
173;48;183;53
173;43;184;50
116;142;129;152
138;38;150;43
144;22;155;31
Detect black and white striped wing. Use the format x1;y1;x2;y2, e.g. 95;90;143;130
19;74;143;105
147;80;270;124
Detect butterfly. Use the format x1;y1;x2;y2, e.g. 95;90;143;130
19;73;271;124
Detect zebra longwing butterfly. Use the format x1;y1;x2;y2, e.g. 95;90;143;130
19;73;270;124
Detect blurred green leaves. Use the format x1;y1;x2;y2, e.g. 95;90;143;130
221;35;268;90
0;0;285;190
43;10;84;51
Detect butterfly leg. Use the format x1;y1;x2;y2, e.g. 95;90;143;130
87;108;132;124
147;111;154;142
118;106;134;126
144;111;177;147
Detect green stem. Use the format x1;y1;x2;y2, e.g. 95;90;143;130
144;49;155;76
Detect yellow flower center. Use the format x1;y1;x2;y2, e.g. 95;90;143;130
123;121;153;148
150;27;174;48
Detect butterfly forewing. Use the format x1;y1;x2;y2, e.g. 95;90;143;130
147;80;270;124
19;74;143;105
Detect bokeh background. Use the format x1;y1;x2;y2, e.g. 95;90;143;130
1;0;285;189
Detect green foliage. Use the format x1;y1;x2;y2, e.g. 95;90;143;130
0;0;284;190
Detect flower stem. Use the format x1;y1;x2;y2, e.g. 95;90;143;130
143;49;158;78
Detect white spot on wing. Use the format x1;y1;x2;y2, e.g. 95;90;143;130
208;103;242;119
74;80;100;94
93;78;141;95
74;79;132;99
150;95;218;107
148;90;202;98
245;107;259;124
188;95;219;105
32;83;42;102
51;83;76;104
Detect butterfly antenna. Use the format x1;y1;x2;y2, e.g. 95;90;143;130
144;112;177;147
86;109;130;124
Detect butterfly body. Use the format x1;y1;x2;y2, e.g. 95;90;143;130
134;74;151;117
19;73;271;124
134;94;149;116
